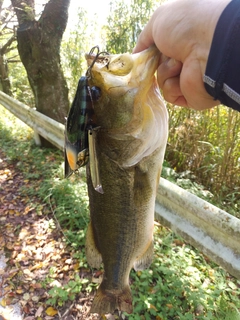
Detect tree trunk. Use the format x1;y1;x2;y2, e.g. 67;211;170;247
11;0;70;146
0;4;17;96
0;53;12;96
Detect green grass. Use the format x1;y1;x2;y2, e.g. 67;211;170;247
128;227;240;319
0;105;239;320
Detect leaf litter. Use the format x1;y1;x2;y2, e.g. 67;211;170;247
0;149;104;320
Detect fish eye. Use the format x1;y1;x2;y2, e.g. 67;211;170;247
91;86;101;100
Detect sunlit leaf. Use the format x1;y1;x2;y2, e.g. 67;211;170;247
45;306;58;316
0;298;7;307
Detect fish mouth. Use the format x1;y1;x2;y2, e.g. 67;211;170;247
85;45;160;79
131;45;160;81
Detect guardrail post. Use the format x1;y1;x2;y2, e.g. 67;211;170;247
33;130;41;146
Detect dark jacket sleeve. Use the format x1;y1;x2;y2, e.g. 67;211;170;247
203;0;240;112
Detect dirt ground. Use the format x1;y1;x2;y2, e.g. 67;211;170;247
0;149;120;320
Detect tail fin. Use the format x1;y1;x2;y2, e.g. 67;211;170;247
90;282;133;315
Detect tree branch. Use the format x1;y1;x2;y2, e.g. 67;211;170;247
11;0;35;24
0;35;16;55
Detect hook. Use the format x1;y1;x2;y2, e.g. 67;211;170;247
86;46;110;79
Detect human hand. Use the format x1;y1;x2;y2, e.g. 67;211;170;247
133;0;231;110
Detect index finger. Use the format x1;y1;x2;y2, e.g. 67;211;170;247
132;19;155;53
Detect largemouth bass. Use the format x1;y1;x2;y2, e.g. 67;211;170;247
85;46;168;315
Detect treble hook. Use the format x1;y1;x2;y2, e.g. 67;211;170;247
86;45;110;79
86;46;100;79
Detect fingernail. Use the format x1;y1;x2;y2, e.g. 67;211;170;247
167;58;176;67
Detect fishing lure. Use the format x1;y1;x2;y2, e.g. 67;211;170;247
65;46;107;193
65;76;99;175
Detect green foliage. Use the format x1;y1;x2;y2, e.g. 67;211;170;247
161;164;214;201
105;0;160;53
0;4;34;104
48;175;89;248
61;7;99;100
45;263;98;307
165;105;240;218
8;56;34;106
126;226;240;319
0;5;17;95
47;274;89;306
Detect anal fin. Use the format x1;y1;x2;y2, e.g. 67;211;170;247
85;221;102;268
133;240;154;271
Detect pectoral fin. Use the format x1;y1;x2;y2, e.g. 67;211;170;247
85;221;102;268
133;241;154;271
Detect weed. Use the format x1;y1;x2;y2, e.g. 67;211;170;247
47;274;89;307
165;105;240;218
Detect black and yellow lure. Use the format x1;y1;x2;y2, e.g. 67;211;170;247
65;76;100;172
65;46;107;193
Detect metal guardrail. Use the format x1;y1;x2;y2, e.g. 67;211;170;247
155;180;240;279
0;91;65;150
0;91;239;279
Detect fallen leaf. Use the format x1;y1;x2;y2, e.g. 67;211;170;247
22;304;31;313
23;292;30;301
30;262;45;271
45;306;58;316
35;305;44;317
149;304;157;311
32;295;39;302
228;281;237;290
5;242;14;250
92;276;102;284
173;239;184;246
49;280;61;288
94;270;103;277
0;298;7;307
30;282;42;289
73;262;80;271
65;258;72;264
0;236;5;247
62;265;69;272
16;288;24;294
4;296;16;305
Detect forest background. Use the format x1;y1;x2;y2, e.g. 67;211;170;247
0;0;239;217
